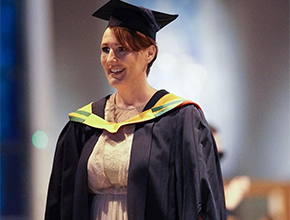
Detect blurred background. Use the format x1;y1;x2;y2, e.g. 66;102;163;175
1;0;289;219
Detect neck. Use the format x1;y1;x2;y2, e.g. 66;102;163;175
115;82;157;109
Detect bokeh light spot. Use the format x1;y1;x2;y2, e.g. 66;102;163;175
32;131;48;149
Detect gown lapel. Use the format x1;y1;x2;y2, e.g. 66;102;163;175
73;97;108;219
127;90;168;220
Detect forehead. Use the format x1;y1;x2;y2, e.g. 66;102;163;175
101;28;118;44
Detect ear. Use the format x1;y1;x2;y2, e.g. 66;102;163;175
146;45;157;63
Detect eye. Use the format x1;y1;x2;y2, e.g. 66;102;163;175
101;47;110;53
118;46;126;52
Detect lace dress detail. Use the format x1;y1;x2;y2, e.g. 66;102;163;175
87;93;145;220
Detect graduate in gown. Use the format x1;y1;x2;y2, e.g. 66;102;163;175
45;0;227;219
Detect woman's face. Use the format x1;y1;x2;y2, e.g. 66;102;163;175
100;28;149;89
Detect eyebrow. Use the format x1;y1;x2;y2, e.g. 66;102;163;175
100;42;123;47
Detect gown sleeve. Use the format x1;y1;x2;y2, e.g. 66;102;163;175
44;122;86;220
176;105;226;220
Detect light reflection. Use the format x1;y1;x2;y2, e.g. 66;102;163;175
32;131;48;149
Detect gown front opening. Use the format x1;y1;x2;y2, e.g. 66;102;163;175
87;93;146;220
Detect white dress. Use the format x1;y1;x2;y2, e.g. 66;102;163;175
87;93;145;220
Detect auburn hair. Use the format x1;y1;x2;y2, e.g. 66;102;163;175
110;26;158;75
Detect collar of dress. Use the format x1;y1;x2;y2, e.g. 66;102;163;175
69;93;201;133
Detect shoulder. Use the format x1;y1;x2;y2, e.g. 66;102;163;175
58;120;87;141
172;101;211;134
179;103;205;120
166;96;205;120
178;104;206;126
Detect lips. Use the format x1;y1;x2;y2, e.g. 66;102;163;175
110;68;125;74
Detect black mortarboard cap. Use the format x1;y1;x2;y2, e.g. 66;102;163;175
92;0;178;41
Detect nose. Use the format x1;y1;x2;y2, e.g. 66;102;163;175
107;49;117;63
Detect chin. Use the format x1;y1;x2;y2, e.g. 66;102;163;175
106;73;128;86
107;78;123;88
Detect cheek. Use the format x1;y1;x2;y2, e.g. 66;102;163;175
128;53;142;66
100;54;107;66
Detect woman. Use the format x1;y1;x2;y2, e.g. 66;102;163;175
45;0;226;220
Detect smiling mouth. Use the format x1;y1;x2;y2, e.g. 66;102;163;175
110;68;125;74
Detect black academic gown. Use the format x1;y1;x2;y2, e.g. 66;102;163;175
45;90;226;220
